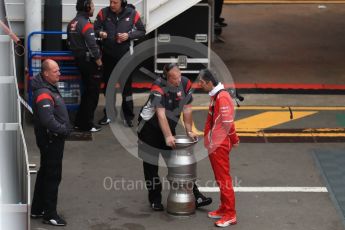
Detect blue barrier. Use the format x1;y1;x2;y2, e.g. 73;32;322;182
27;31;81;111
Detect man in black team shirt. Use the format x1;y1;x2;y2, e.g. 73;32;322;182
137;64;212;211
67;0;103;132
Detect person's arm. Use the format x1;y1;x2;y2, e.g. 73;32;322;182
182;104;197;139
180;78;196;138
81;21;102;61
94;9;107;38
156;107;176;148
218;93;240;146
203;108;212;148
128;11;146;40
35;91;70;136
118;10;146;42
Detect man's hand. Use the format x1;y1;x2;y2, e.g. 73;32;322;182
117;33;129;42
187;131;198;141
99;31;108;39
165;136;176;149
95;58;102;67
94;59;103;77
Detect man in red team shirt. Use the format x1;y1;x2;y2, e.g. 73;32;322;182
198;69;240;228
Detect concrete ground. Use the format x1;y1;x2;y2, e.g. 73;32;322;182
27;94;345;230
27;3;345;230
213;4;345;85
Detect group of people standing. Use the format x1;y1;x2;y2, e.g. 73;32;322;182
30;0;239;228
67;0;145;132
30;0;145;226
137;64;239;227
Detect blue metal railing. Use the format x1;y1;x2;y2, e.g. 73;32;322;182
27;31;81;111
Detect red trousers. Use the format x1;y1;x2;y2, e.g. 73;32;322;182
209;146;236;216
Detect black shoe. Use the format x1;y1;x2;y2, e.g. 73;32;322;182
218;21;227;27
219;17;225;22
215;27;222;36
89;125;102;132
124;119;134;127
195;195;213;208
30;211;44;219
151;202;164;211
215;22;227;28
43;215;67;226
214;22;222;29
98;115;111;125
215;35;225;43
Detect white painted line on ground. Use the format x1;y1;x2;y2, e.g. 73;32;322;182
199;187;328;193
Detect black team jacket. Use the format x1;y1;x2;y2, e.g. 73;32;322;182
94;4;146;60
32;73;71;137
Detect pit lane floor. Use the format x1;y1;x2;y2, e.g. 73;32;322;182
27;3;345;229
26;93;345;230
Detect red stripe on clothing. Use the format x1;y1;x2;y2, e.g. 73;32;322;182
98;10;104;21
82;22;93;34
36;93;54;105
186;80;192;91
151;85;164;95
134;11;140;24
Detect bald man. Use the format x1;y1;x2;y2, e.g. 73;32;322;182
31;59;71;226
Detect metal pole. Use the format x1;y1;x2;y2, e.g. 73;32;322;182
25;0;42;67
144;0;149;30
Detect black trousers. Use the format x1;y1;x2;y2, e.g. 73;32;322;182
215;0;224;23
31;129;65;218
74;56;101;130
138;134;202;204
103;53;134;121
